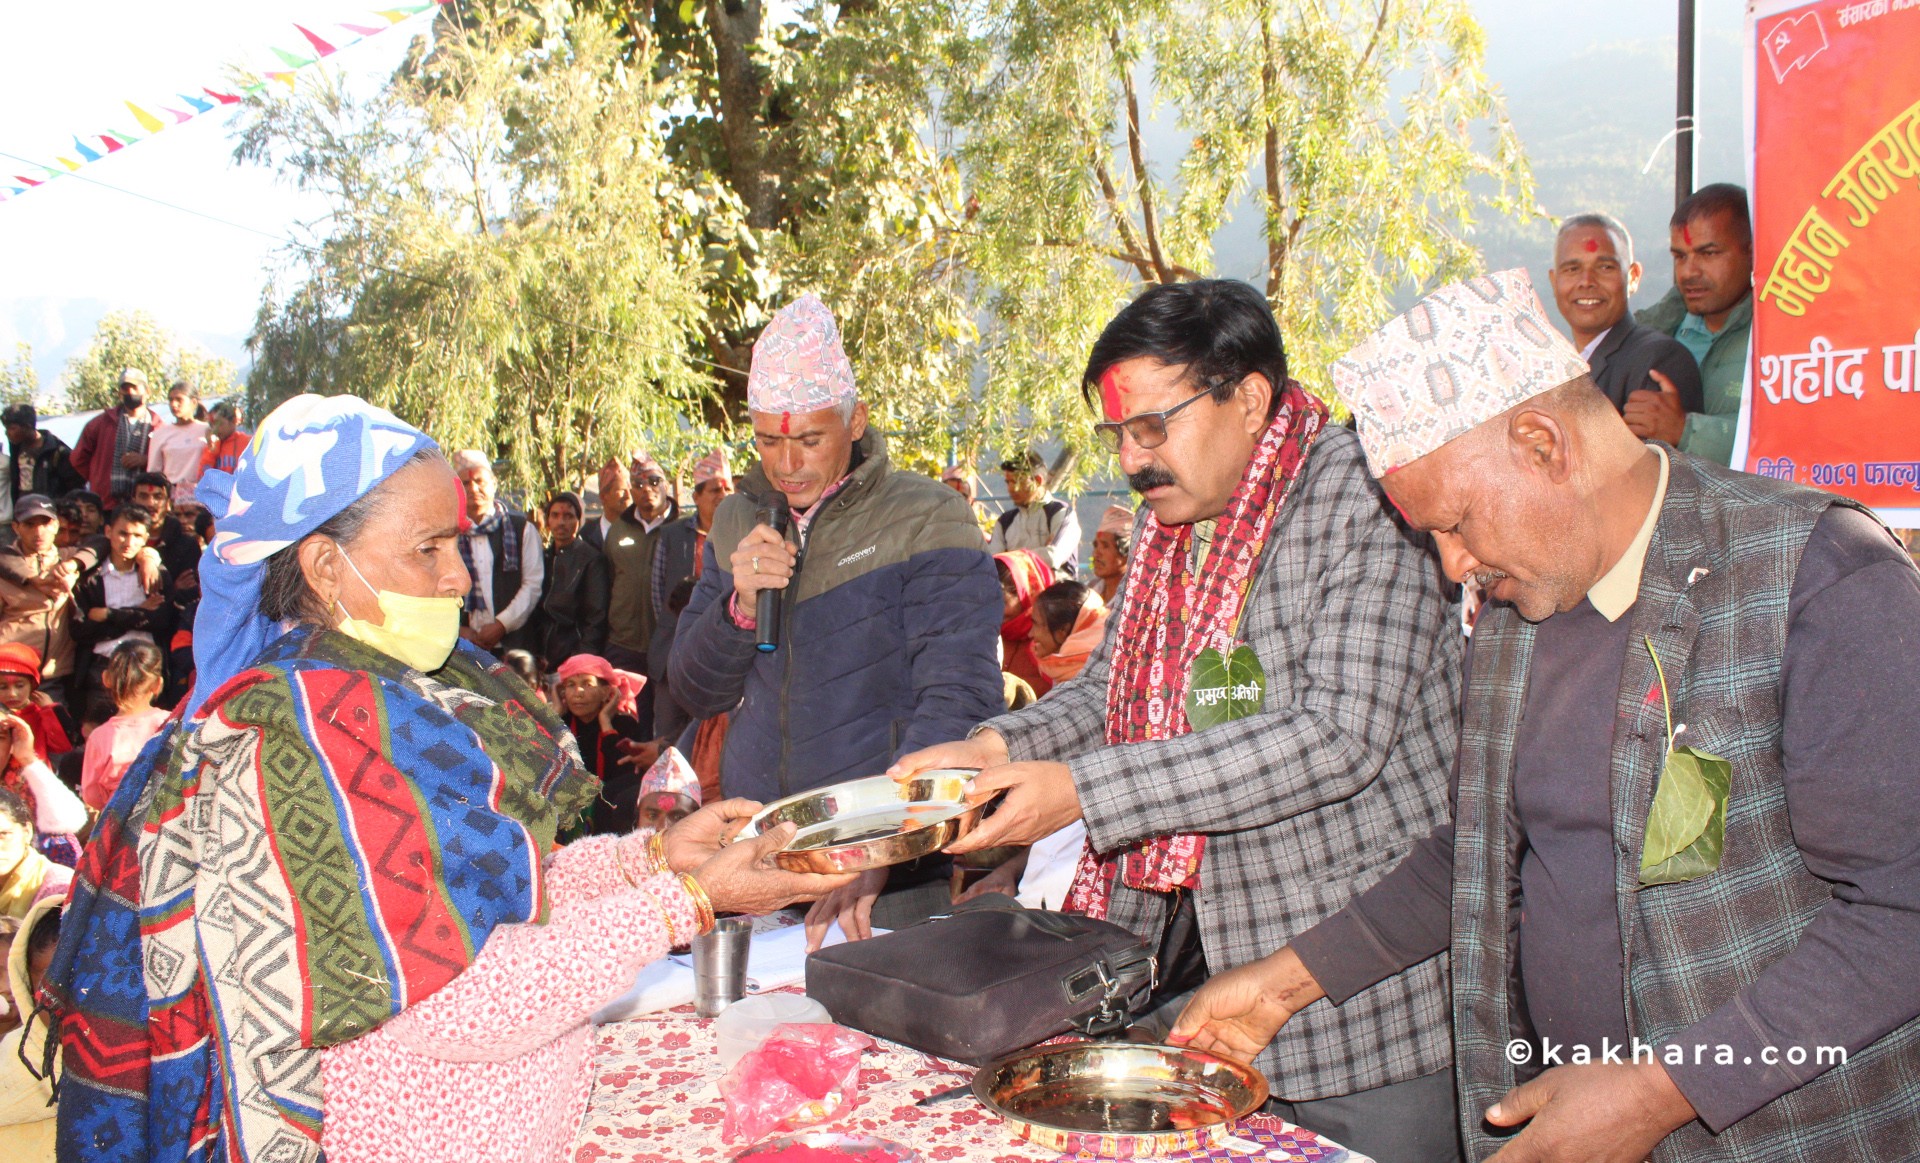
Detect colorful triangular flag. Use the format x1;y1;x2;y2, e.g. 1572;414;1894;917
99;134;126;153
73;136;101;163
179;93;214;114
271;46;316;69
13;175;43;187
165;107;194;124
339;21;385;35
295;24;338;56
265;71;298;90
56;156;80;171
204;87;242;104
126;102;166;133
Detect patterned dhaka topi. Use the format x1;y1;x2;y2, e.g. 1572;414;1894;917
640;746;703;806
1064;382;1328;919
746;294;858;422
1329;268;1589;477
41;394;599;1163
692;449;732;489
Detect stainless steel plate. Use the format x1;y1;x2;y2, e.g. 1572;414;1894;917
747;770;993;873
972;1042;1268;1157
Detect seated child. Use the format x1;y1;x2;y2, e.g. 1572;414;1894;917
81;640;169;812
0;891;62;1162
0;648;85;868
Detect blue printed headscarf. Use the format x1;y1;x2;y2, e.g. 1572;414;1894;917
189;393;439;719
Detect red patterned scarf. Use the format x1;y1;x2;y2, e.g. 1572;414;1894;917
1065;381;1328;919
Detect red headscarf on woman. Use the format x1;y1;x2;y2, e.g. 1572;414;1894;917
552;654;646;718
994;549;1056;696
0;642;70;766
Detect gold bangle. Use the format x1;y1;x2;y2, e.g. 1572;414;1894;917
647;830;670;875
649;892;682;947
680;873;717;936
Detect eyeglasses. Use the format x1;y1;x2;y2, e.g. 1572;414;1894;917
1092;387;1215;452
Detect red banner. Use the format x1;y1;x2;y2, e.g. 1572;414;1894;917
1743;0;1920;524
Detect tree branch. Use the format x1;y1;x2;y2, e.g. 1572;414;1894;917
1261;5;1287;304
1113;30;1172;284
1353;0;1394;86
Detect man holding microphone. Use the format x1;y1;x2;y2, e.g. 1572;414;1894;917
670;294;1003;926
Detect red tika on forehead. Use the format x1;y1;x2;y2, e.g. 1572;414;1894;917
1584;237;1599;252
1100;367;1124;421
780;411;791;434
1682;223;1694;247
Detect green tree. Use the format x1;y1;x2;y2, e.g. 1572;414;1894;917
237;2;720;500
62;310;237;412
0;343;36;406
944;0;1539;438
587;0;1535;480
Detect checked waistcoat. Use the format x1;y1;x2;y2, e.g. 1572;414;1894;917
1451;451;1920;1161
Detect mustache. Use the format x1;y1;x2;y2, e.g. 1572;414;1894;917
1127;466;1176;494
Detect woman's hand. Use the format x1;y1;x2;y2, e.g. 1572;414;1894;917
661;797;760;873
802;868;889;951
1;715;36;767
691;822;857;915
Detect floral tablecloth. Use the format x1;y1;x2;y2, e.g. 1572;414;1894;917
569;998;1369;1163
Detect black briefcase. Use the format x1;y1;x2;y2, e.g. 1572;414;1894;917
804;895;1157;1065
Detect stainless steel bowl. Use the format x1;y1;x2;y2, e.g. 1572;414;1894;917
971;1042;1268;1157
747;770;995;874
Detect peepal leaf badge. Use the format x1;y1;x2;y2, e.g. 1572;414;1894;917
1186;644;1266;730
1638;638;1732;888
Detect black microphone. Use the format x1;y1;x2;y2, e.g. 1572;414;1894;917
754;495;791;653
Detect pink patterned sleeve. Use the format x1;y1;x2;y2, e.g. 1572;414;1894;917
542;829;663;907
375;871;700;1063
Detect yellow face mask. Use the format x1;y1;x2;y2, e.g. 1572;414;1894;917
334;548;463;673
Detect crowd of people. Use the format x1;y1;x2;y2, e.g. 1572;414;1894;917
2;180;1917;1163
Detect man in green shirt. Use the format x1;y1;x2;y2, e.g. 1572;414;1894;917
1632;183;1753;467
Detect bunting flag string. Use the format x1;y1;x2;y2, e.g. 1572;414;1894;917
1;1;448;204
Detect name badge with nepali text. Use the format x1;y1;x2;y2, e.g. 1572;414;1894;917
1185;644;1266;730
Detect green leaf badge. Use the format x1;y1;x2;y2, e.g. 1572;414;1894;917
1637;638;1732;888
1186;644;1266;730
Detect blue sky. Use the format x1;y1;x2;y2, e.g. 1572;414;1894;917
0;1;425;398
1;1;1744;406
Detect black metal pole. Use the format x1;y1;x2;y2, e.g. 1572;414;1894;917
1676;0;1697;208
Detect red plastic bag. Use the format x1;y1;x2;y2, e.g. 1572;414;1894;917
718;1022;875;1144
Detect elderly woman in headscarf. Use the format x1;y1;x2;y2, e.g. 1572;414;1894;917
42;396;853;1163
994;548;1055;697
554;652;655;834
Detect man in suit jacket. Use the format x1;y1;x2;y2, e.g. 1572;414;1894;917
1549;213;1703;418
851;281;1464;1162
1178;269;1920;1162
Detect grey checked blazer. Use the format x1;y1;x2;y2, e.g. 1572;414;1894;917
984;425;1460;1101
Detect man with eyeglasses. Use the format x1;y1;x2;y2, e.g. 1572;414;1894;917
602;450;679;735
848;279;1467;1161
